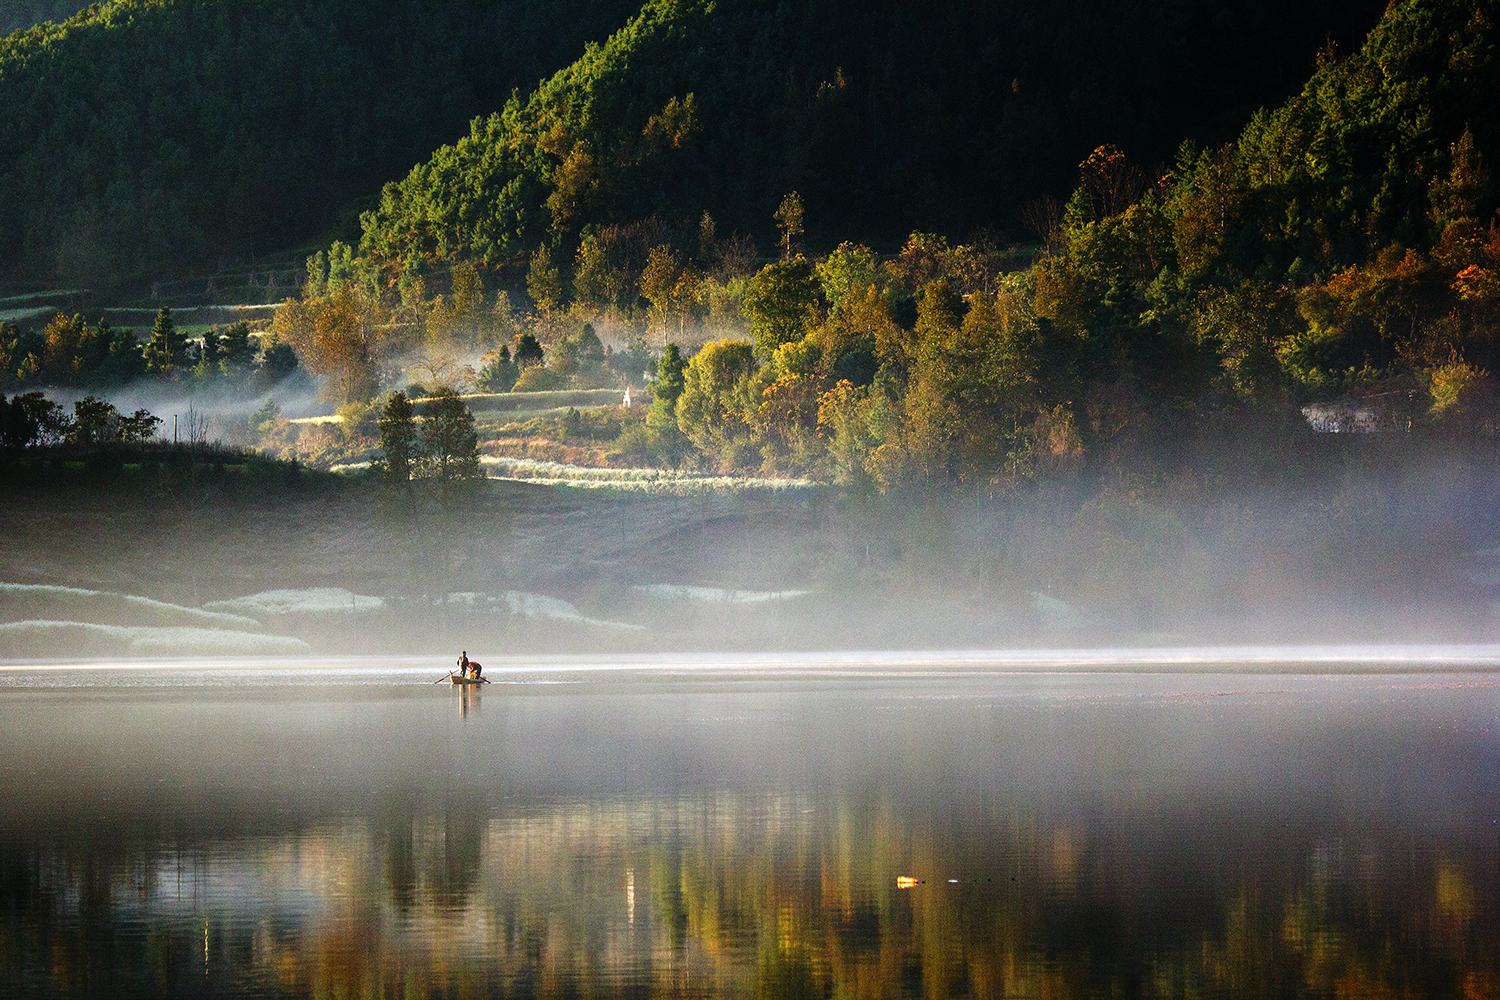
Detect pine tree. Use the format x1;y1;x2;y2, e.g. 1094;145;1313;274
196;328;221;381
419;388;481;486
219;321;252;363
652;343;687;412
143;307;185;375
378;391;417;485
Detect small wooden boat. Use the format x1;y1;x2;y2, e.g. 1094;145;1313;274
449;672;489;686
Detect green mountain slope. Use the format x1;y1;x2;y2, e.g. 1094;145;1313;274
357;0;1384;279
1018;0;1500;430
0;0;641;285
1177;0;1499;272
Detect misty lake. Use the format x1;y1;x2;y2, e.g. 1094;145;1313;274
2;654;1499;998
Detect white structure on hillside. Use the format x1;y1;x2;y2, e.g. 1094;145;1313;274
1302;402;1380;433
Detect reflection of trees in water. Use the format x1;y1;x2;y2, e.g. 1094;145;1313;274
379;798;484;916
381;807;417;916
437;806;485;912
3;800;1499;998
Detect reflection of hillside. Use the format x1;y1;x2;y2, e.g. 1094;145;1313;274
5;794;1497;997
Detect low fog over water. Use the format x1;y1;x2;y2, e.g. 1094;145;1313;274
6;439;1500;658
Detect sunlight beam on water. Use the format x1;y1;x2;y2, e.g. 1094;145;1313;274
3;643;1500;686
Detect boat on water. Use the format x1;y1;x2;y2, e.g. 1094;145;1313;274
449;672;488;685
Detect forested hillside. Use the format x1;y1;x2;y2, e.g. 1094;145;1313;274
0;0;1382;288
0;0;641;285
257;0;1500;496
358;0;1383;280
1012;0;1500;420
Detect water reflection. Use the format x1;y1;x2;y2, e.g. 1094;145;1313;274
458;681;479;719
1;670;1498;997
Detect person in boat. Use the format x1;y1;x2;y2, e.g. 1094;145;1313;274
470;661;482;680
457;650;470;678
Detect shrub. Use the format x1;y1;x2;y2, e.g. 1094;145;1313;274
512;365;568;392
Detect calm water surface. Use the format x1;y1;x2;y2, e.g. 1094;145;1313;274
2;656;1499;998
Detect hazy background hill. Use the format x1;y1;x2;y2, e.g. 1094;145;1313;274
0;2;85;35
0;0;1383;288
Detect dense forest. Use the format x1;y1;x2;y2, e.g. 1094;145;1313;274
6;0;1497;500
0;0;1382;287
357;0;1384;278
249;0;1496;493
0;0;643;284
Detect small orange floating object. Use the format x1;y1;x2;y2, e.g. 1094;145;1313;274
896;876;918;889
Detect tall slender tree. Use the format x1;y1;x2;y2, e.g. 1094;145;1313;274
378;391;418;485
142;307;185;375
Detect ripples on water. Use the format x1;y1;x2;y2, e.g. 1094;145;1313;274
2;653;1498;998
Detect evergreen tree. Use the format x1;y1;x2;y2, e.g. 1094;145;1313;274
253;337;298;389
419;388;482;486
196;328;221;381
645;341;691;464
219;321;253;364
378;391;418;485
250;397;282;438
513;332;545;368
87;326;144;387
142;307;185;375
652;343;687;412
475;345;517;392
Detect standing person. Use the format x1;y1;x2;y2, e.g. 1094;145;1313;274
457;650;470;678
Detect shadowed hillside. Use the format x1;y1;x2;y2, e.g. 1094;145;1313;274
357;0;1384;279
0;0;1383;287
0;0;642;285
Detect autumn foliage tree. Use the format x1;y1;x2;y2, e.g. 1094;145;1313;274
271;287;379;405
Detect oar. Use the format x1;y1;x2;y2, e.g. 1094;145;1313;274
433;673;453;684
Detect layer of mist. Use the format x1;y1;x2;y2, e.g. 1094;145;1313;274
3;422;1500;657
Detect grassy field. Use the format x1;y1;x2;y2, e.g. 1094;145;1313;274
481;456;815;495
428;389;625;412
